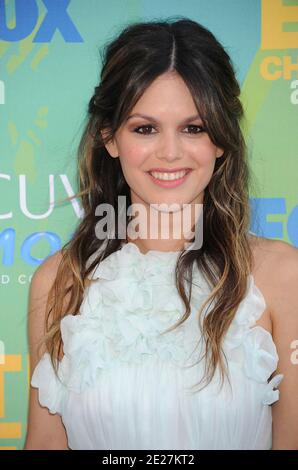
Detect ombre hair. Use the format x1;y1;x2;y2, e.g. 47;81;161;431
40;17;253;390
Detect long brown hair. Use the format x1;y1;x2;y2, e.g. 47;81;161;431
41;17;253;391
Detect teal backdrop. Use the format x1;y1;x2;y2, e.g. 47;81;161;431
0;0;297;449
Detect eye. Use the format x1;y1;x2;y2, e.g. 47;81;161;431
133;125;156;135
133;124;206;135
184;125;206;134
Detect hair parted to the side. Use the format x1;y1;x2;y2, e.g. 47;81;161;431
40;16;253;392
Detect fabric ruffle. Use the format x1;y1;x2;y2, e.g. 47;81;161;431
58;242;205;393
223;274;283;404
31;241;283;411
31;352;67;415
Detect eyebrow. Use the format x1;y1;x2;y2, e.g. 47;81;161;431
126;113;202;124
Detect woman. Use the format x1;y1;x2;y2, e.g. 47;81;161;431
24;18;298;450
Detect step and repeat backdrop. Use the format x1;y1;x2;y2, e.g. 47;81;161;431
0;0;297;450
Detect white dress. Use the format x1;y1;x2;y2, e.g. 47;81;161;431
31;241;284;450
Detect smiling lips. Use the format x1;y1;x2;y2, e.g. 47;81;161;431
147;168;192;188
150;169;189;180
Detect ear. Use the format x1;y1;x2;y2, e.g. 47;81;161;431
216;147;224;158
100;129;119;159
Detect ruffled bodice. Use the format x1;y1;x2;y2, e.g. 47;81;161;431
31;241;283;450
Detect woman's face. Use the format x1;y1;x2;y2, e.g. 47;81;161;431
103;71;223;212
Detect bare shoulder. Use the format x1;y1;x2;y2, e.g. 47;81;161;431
249;232;298;257
249;233;298;281
30;249;64;291
28;250;65;367
249;234;298;449
249;233;298;323
25;249;70;449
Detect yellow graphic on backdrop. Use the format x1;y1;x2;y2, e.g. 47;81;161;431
262;0;298;49
260;1;298;81
260;55;298;79
0;355;22;448
0;11;49;73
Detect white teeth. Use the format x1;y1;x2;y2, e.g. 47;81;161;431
149;170;188;181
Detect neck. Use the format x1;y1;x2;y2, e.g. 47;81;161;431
124;196;203;254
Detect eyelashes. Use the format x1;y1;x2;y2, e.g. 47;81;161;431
132;124;206;135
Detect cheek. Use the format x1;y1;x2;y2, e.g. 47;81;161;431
191;141;218;165
118;148;147;185
119;141;149;168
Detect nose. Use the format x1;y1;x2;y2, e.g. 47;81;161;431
156;130;183;163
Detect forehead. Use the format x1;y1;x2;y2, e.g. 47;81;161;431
127;74;199;120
